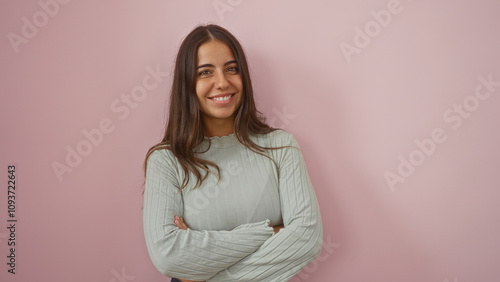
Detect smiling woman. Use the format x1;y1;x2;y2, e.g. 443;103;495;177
195;40;243;137
142;24;323;282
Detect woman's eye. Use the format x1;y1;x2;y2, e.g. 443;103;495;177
226;66;239;73
198;70;212;76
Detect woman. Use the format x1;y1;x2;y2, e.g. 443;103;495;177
143;24;323;282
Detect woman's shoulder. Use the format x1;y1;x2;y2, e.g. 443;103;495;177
253;129;298;147
146;146;177;166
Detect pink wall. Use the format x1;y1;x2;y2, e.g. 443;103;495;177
2;0;500;281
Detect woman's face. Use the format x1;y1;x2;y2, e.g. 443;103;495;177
195;40;243;126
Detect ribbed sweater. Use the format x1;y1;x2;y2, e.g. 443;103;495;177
143;129;323;282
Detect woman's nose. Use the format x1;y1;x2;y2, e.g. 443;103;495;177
215;72;229;90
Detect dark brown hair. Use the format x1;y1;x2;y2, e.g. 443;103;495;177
143;24;290;190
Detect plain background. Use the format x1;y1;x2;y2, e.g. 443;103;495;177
1;0;500;281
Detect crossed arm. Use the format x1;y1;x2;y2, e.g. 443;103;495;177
173;216;284;282
144;132;322;282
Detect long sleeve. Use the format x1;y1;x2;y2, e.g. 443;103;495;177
143;150;275;281
207;132;323;282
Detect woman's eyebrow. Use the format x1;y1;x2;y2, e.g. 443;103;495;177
196;60;237;69
224;60;237;66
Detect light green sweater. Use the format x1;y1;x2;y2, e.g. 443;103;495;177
143;129;323;281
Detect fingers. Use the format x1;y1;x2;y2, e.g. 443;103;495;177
174;215;188;230
272;224;284;234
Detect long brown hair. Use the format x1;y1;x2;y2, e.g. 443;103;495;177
144;24;291;191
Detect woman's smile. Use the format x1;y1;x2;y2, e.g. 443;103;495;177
195;40;243;133
208;93;237;104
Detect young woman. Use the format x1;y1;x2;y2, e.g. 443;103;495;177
143;24;323;282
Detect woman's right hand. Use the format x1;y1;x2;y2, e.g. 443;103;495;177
272;224;284;234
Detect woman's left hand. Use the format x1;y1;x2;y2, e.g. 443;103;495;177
174;215;188;230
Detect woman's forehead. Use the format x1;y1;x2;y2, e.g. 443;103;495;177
197;40;236;65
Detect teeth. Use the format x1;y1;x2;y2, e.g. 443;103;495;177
212;95;232;101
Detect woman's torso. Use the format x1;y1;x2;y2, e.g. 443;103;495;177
178;132;285;231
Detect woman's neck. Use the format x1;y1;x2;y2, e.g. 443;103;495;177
203;116;235;137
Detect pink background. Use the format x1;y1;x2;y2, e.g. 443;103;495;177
2;0;500;281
